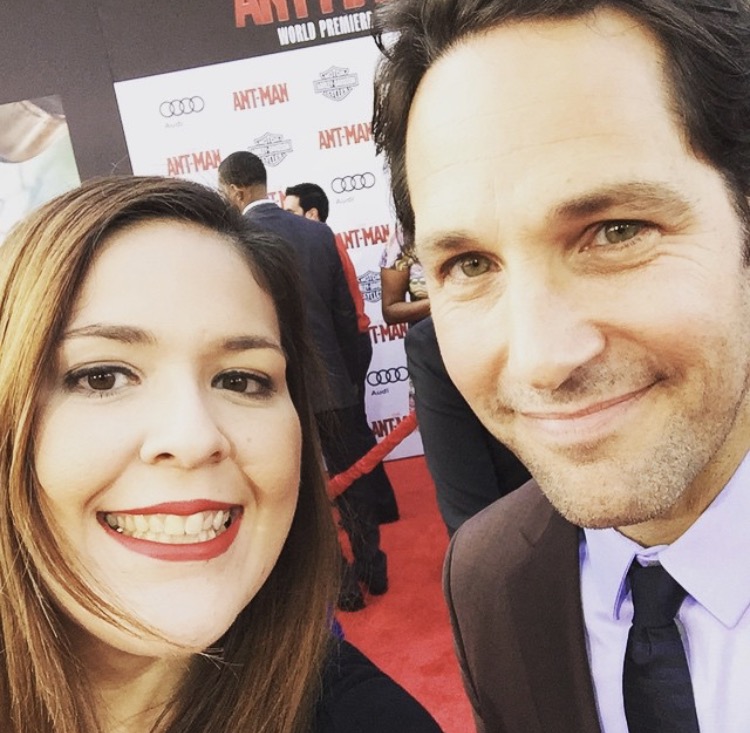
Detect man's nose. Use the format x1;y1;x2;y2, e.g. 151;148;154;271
139;381;231;468
503;273;605;392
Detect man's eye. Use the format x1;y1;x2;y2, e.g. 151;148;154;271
597;221;646;245
446;254;492;279
213;371;272;396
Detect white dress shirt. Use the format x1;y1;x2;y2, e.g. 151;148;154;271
242;198;275;215
580;451;750;733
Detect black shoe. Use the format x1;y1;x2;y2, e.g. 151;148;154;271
337;586;366;612
338;561;366;612
358;553;388;596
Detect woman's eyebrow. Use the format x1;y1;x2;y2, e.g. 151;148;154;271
222;336;285;356
62;324;156;345
61;327;284;356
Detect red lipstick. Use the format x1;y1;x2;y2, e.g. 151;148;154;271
99;506;242;562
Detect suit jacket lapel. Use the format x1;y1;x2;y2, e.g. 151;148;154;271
505;490;601;733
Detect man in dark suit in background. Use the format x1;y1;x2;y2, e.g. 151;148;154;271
218;152;388;609
283;181;400;526
373;1;750;731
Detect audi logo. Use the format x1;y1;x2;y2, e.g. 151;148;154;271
159;97;205;118
367;367;409;386
331;172;376;194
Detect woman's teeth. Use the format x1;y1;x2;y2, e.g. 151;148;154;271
102;509;231;544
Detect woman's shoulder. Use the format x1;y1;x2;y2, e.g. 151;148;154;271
314;640;444;733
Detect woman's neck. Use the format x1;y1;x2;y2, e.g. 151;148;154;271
71;629;190;733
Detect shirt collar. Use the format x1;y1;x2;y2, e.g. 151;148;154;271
242;198;276;215
583;449;750;628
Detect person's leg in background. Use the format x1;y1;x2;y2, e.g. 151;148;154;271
318;407;389;607
354;330;400;524
405;316;531;536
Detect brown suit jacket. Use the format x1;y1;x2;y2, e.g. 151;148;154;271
444;481;602;733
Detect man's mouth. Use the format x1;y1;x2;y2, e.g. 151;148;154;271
100;508;237;544
519;384;656;421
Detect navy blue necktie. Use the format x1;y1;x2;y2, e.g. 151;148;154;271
623;562;700;733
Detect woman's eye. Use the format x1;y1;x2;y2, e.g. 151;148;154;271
213;371;272;396
595;221;647;246
65;367;135;394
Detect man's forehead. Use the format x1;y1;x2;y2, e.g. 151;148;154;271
404;8;686;235
406;8;669;148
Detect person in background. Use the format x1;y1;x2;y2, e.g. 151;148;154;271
218;153;388;610
406;316;531;537
380;218;529;534
0;175;443;733
373;0;750;731
284;181;400;526
379;223;429;325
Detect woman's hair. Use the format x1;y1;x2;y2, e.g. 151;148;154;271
392;225;419;272
0;176;339;733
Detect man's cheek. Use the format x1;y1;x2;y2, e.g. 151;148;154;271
439;331;490;398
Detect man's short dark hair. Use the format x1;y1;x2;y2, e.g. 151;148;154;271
372;0;750;237
285;182;330;222
218;151;267;188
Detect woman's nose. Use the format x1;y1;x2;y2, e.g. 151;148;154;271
139;381;231;468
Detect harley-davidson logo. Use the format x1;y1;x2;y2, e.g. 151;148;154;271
249;132;294;167
313;66;359;101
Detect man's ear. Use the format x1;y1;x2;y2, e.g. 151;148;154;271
304;208;321;222
233;185;254;210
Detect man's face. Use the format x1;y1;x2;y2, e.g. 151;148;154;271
406;9;750;538
282;194;304;217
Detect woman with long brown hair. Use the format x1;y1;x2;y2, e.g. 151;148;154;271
0;176;441;733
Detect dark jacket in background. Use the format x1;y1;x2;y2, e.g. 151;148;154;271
245;202;359;413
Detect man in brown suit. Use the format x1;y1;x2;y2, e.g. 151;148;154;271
373;1;750;731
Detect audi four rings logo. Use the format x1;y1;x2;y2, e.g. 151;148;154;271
331;172;376;194
367;367;409;386
159;97;205;118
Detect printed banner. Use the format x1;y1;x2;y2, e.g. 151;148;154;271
98;0;385;82
114;35;422;459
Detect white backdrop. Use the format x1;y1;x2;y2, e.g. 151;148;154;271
114;35;421;459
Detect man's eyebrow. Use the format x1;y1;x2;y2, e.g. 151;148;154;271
552;182;694;222
417;230;478;258
416;183;695;258
62;325;285;356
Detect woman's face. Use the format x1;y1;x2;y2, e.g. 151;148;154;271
34;219;302;656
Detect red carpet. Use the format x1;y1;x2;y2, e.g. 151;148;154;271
337;456;474;733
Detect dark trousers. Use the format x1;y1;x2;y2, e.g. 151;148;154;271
317;405;387;578
405;316;531;536
353;331;399;524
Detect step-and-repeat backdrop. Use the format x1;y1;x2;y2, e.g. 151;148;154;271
113;32;421;459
